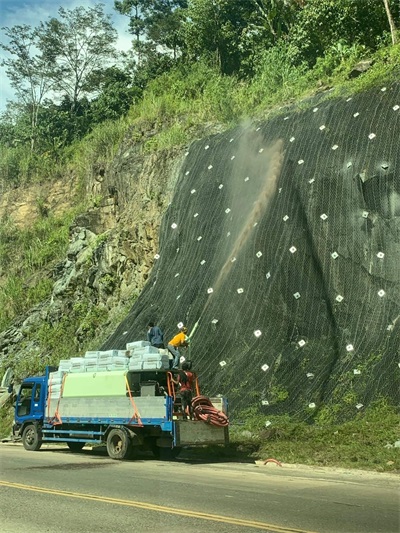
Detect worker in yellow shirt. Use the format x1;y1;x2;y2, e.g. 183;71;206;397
167;325;189;369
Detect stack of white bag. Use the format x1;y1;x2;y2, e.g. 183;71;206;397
58;359;72;372
69;357;86;373
47;370;65;402
53;340;169;379
83;349;129;372
127;341;170;371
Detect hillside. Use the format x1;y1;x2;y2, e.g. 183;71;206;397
1;77;399;419
104;81;400;420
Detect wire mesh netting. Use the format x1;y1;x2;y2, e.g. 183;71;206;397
102;83;400;421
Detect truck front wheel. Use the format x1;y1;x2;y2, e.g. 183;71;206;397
106;428;131;460
22;424;42;451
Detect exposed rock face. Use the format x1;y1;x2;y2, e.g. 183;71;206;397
1;85;399;422
0;133;188;377
0;177;78;228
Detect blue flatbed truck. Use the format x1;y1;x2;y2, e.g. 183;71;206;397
13;366;228;460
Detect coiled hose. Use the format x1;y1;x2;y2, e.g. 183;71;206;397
191;395;229;427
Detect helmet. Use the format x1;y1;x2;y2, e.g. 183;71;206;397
181;326;188;333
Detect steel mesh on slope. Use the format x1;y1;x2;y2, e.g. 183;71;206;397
103;83;400;421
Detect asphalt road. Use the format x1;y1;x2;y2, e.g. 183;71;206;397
0;444;399;533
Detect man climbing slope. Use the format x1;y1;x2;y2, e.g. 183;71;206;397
167;325;189;369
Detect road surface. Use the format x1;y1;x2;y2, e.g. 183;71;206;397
0;444;398;533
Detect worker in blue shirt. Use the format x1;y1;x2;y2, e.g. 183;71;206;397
147;322;165;349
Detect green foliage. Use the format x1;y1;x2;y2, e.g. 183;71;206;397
33;301;108;363
230;400;399;472
0;3;399;468
144;123;189;152
130;61;240;147
337;43;400;95
68;118;128;182
310;41;366;80
89;67;141;124
1;0;397;187
183;0;241;75
0;210;80;331
239;40;308;114
0;405;14;439
0;24;54;150
268;384;289;404
0;4;120;180
289;0;389;66
0;145;26;187
74;302;109;340
37;5;118;108
0;143;58;187
0;275;53;331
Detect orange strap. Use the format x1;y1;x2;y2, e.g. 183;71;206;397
125;376;143;426
47;375;53;419
166;371;176;399
48;373;66;426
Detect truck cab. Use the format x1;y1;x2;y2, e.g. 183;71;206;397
13;366;58;448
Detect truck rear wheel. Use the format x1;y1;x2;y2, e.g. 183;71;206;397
22;424;42;451
106;428;132;460
67;442;85;452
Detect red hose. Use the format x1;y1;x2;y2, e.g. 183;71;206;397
191;395;229;427
263;458;282;467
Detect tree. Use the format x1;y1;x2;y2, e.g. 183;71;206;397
248;0;299;42
37;5;118;112
144;0;187;59
115;0;187;65
89;66;141;123
383;0;398;44
114;0;152;65
288;0;389;66
237;0;302;77
183;0;251;75
0;25;55;151
35;96;92;155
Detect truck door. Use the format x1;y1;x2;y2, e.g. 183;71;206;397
31;383;43;418
16;384;34;418
16;383;44;421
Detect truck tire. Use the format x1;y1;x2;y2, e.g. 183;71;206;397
67;442;85;452
106;428;132;460
22;424;42;451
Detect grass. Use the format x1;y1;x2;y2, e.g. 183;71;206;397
0;207;85;331
123;42;400;153
229;401;400;472
0;405;14;439
68;118;129;182
179;401;399;473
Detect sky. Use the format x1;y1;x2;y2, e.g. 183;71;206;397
0;0;132;112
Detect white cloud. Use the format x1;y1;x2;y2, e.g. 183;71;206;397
0;0;131;112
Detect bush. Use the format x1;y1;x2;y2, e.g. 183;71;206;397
69;118;129;181
240;41;308;115
0;209;82;331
